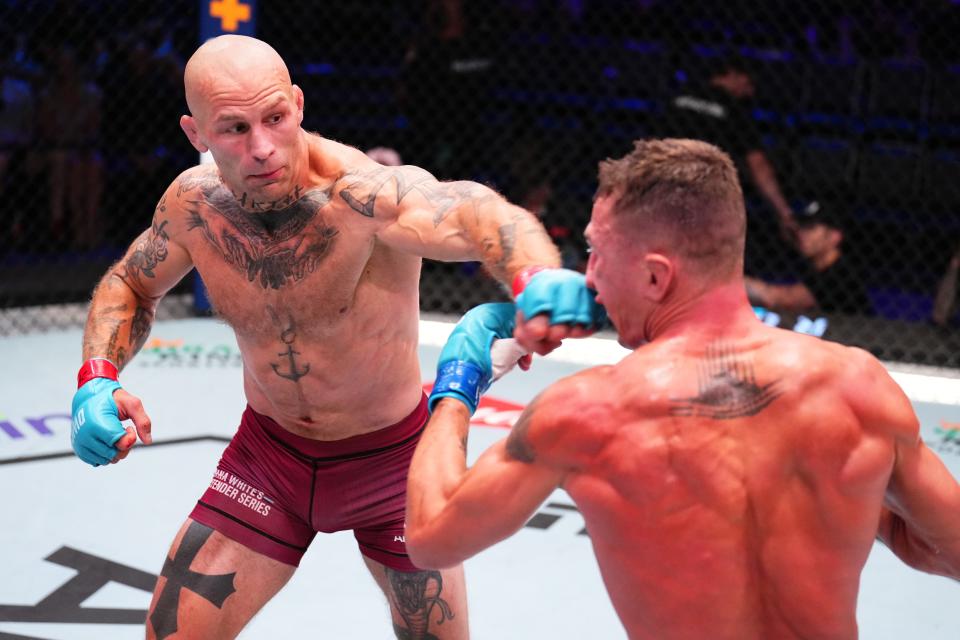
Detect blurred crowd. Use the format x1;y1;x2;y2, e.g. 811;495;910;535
1;0;958;326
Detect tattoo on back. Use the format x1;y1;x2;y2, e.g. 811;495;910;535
182;173;338;289
386;568;454;640
150;521;236;640
669;342;782;419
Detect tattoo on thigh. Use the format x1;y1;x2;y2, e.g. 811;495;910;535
386;568;454;640
150;521;237;640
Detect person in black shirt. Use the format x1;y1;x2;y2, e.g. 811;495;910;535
663;56;797;241
745;199;872;315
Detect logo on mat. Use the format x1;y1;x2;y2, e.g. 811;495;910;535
136;337;243;368
422;384;524;429
1;412;71;441
933;420;960;456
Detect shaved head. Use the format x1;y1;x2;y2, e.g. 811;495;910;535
184;35;292;120
179;35;306;207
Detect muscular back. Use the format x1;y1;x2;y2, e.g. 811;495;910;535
551;326;910;639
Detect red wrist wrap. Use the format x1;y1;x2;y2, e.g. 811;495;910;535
512;266;550;298
77;359;119;388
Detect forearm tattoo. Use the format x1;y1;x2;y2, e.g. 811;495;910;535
495;222;517;273
84;302;129;367
386;568;455;640
669;341;783;419
182;173;338;289
150;521;236;640
129;300;153;356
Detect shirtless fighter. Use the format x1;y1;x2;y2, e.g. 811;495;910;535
68;36;602;639
406;139;960;639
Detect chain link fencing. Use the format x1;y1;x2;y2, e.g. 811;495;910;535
2;1;959;367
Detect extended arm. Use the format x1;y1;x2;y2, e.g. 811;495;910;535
850;351;960;579
339;158;604;352
879;437;960;579
339;163;560;283
745;150;797;239
744;275;817;312
405;395;564;569
406;302;571;568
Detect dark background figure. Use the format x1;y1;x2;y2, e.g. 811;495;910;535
1;0;959;367
745;199;872;315
399;0;502;182
0;31;36;251
35;44;103;251
659;55;799;275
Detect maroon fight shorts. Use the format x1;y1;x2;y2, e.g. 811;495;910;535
190;395;428;571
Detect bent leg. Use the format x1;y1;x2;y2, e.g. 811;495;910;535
363;556;469;640
146;518;295;640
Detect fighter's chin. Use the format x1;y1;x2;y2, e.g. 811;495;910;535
615;326;646;350
243;177;290;203
617;335;646;350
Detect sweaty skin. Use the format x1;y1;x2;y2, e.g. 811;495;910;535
550;328;913;639
82;35;559;440
406;174;960;639
77;34;565;640
410;312;959;640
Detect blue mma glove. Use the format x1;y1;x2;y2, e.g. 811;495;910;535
513;266;607;328
72;359;125;466
429;302;522;414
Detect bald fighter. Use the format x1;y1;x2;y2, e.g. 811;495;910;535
68;35;603;639
406;139;960;639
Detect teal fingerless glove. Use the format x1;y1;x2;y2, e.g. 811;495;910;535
514;267;607;328
71;360;125;467
429;302;517;414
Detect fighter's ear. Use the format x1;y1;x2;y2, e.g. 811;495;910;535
292;85;304;124
180;115;209;153
643;253;674;302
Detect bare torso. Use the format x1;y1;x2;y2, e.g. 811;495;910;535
163;137;424;439
562;325;898;639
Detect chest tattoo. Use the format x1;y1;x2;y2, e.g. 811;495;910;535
669;342;782;420
181;174;339;289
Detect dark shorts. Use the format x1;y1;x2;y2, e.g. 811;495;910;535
190;395;428;571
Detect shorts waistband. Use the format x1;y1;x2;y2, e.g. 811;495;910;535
243;393;428;460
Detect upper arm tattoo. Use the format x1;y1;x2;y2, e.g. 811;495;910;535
116;211;170;295
338;166;498;228
505;398;542;463
669;341;783;419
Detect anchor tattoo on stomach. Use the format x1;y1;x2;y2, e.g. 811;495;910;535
267;307;310;382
